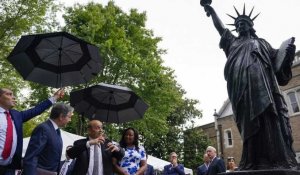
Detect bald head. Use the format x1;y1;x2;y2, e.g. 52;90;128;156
87;120;104;139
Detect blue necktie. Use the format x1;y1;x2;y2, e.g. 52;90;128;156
56;129;61;136
56;129;63;148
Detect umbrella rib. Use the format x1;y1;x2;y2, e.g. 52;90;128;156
96;93;111;103
64;43;84;54
61;50;78;64
63;43;85;58
113;93;131;103
37;39;61;61
64;49;82;55
78;64;93;82
44;38;60;48
58;36;64;87
110;95;119;123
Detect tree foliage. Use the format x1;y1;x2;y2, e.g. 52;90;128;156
184;127;211;172
62;1;204;160
0;0;60;89
0;0;61;136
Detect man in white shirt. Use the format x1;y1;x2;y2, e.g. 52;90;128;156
0;88;64;175
67;120;124;175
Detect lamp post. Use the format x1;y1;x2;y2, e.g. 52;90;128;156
213;109;223;159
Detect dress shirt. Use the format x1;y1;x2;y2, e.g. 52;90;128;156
49;119;59;130
0;108;17;165
60;159;73;175
211;156;216;163
87;141;103;175
49;96;57;104
0;97;54;166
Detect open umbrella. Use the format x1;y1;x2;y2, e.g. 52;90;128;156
7;32;102;88
70;83;149;123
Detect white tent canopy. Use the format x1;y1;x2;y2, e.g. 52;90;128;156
147;155;193;175
22;130;85;160
23;131;193;174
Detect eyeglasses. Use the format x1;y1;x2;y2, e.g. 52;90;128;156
88;125;102;129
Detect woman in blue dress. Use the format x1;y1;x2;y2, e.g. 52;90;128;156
113;128;147;175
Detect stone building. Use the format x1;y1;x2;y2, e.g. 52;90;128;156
195;52;300;166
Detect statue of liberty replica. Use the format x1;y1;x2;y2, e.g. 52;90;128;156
201;0;299;171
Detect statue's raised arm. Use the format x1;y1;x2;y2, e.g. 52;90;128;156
200;0;225;36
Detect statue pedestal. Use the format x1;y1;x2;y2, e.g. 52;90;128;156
219;169;300;175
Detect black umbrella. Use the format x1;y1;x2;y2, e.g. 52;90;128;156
70;83;149;123
7;32;102;88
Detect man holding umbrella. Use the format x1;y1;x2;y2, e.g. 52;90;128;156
0;88;64;175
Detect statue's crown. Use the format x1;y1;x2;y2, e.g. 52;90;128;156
227;4;260;28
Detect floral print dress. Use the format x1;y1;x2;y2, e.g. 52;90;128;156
119;146;146;175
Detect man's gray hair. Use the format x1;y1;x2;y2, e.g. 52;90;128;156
206;146;216;152
0;88;6;96
169;152;178;157
50;103;73;119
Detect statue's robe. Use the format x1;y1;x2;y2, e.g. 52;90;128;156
220;29;297;169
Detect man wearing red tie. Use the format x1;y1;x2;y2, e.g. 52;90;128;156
0;87;64;175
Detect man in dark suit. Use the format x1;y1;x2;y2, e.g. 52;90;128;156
0;88;64;175
206;146;225;175
23;103;74;175
163;152;185;175
67;120;124;175
59;145;76;175
145;164;155;175
197;153;210;175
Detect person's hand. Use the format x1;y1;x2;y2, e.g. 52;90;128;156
106;142;120;152
53;88;65;100
171;157;178;167
89;135;105;145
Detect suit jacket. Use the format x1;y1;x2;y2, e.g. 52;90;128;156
163;164;185;175
144;164;155;175
207;157;225;175
197;163;209;175
23;120;63;175
59;159;76;175
67;138;124;175
5;99;52;170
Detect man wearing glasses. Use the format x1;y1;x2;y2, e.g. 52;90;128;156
67;119;124;175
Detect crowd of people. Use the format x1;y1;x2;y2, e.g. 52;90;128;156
0;87;187;175
0;86;238;175
196;146;239;175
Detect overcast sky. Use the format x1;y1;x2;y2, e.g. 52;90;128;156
60;0;300;126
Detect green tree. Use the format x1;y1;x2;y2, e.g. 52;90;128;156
184;127;211;172
62;1;202;159
145;97;201;160
0;0;60;89
0;0;61;136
